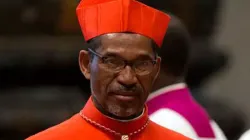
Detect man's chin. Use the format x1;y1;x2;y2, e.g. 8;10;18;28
107;104;143;120
104;96;145;119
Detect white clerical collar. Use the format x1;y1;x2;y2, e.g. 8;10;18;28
147;83;187;101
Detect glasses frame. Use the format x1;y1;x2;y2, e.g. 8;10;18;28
88;48;157;75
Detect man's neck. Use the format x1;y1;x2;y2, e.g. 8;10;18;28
92;96;143;121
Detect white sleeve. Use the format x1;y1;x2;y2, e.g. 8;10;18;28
149;108;198;139
210;121;228;140
239;129;250;140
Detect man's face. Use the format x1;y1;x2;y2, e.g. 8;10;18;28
80;33;160;118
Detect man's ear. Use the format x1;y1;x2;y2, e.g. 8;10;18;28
79;50;91;80
153;56;161;83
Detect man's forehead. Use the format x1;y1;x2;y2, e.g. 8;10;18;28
100;33;152;47
101;47;155;60
104;33;143;39
95;33;155;59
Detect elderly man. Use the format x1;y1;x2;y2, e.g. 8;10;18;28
147;15;227;140
26;0;190;140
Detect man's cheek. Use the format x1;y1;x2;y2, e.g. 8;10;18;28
100;75;113;93
147;79;155;92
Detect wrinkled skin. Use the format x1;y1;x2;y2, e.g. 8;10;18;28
79;33;161;119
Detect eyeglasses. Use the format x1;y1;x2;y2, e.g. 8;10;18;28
88;48;157;76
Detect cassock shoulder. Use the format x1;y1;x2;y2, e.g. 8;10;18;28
150;108;227;140
145;120;191;140
26;114;82;140
239;129;250;140
210;121;228;140
150;108;197;139
26;114;101;140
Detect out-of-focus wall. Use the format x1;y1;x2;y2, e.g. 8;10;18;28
209;0;250;125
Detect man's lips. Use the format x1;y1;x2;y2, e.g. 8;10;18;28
113;94;137;101
111;92;138;101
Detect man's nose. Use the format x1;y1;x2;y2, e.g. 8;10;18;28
116;65;138;88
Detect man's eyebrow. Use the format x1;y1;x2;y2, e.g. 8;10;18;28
136;54;155;60
101;52;119;57
101;51;154;60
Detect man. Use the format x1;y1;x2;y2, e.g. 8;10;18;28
146;14;227;140
26;0;190;140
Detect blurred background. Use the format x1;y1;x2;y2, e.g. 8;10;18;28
0;0;249;140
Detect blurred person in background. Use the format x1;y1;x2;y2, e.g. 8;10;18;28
26;0;190;140
146;14;227;140
239;129;250;140
186;41;247;140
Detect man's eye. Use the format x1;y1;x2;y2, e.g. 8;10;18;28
103;57;114;63
136;61;150;68
103;57;122;65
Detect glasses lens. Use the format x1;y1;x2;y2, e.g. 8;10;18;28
134;60;154;75
102;56;125;71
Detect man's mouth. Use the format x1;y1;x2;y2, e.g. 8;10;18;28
112;92;138;101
